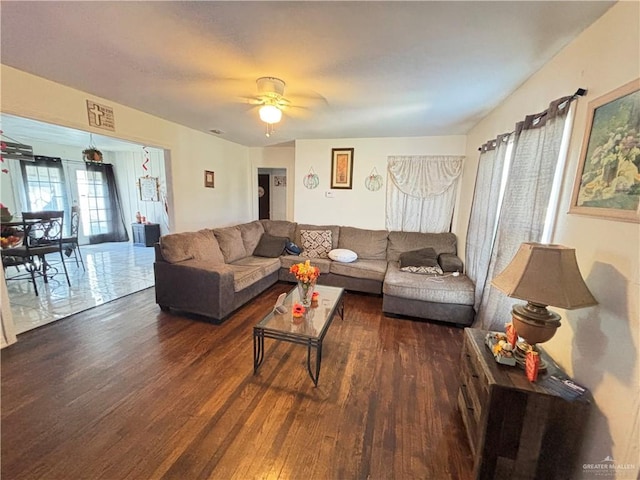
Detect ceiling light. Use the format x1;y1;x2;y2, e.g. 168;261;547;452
259;104;282;124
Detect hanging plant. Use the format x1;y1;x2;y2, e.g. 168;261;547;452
83;148;103;162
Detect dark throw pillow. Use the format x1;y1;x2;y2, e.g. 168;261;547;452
399;247;444;275
253;233;288;258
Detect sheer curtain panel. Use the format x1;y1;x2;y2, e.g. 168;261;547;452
386;155;464;233
476;96;574;331
465;134;509;311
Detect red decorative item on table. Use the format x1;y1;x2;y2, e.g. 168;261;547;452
525;350;540;382
505;322;518;349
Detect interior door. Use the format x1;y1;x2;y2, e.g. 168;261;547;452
258;174;270;220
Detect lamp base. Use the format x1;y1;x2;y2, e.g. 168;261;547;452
511;302;561;345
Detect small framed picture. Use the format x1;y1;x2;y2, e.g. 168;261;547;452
331;148;354;189
138;176;159;202
204;170;215;188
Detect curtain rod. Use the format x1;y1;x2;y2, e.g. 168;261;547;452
477;88;587;151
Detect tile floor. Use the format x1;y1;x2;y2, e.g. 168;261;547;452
4;242;156;334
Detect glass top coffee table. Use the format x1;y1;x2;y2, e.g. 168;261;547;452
253;284;345;386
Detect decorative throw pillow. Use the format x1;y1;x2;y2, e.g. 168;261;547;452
400;265;444;275
253;234;288;258
399;247;444;275
301;230;333;258
328;248;358;263
285;240;302;255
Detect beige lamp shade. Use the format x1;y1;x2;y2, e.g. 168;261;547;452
491;243;597;309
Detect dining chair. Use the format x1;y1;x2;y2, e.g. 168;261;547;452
2;211;71;296
62;206;85;270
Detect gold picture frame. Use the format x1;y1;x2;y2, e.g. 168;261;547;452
569;79;640;223
204;170;215;188
331;148;354;189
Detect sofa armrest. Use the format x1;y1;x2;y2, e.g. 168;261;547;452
438;253;463;273
154;261;235;319
154;243;166;263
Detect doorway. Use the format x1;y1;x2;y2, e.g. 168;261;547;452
257;168;287;221
258;173;270;219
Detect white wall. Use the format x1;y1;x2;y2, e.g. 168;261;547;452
294;136;466;229
1;65;253;232
112;147;169;235
459;3;639;475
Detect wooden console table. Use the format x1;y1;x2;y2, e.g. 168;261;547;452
458;328;591;480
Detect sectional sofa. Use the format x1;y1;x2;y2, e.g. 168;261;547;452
153;220;475;326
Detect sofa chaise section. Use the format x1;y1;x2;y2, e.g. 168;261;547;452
382;261;475;326
381;231;475;326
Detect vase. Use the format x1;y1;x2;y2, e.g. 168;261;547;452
297;280;316;307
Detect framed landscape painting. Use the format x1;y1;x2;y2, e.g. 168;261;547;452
570;79;640;223
331;148;354;189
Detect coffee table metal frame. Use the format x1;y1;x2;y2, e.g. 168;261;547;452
253;285;344;386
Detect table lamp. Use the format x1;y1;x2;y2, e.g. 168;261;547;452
491;243;597;362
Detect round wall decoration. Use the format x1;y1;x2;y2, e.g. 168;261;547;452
258;186;265;197
303;167;319;189
365;167;383;191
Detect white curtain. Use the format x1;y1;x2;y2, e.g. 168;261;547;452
476;96;574;331
386;155;464;233
465;135;509;311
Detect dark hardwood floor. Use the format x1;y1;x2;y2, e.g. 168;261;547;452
1;282;473;480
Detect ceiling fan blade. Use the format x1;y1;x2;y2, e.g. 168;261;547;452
286;89;329;107
236;96;265;105
281;105;312;119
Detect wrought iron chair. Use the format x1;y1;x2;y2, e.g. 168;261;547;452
2;211;71;296
62;206;85;270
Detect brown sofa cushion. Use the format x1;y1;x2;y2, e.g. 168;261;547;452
260;220;297;240
330;259;387;282
387;231;457;262
253;233;287;258
238;220;265;256
338;226;388;260
160;229;225;264
399;247;438;267
213;226;247;263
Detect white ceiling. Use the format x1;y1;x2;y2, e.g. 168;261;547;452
1;1;614;148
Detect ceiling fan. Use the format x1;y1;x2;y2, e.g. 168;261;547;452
251;77;292;137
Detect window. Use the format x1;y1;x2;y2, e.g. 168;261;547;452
20;158;67;212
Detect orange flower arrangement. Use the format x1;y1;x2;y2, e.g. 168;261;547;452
289;260;320;284
291;260;320;307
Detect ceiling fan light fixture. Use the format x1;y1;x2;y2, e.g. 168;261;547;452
259;104;282;124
